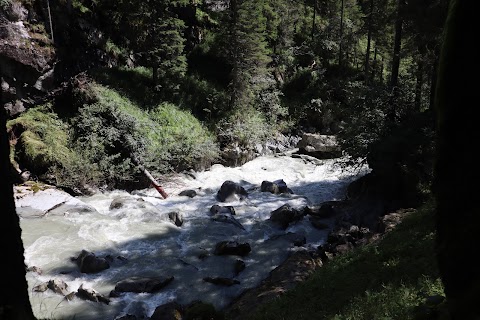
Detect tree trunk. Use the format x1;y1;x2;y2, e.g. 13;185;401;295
371;46;378;81
365;0;374;82
0;110;36;320
429;47;440;111
388;0;404;122
414;51;424;111
338;0;345;67
390;0;403;91
311;0;316;41
152;66;158;87
434;0;480;318
130;154;168;199
46;0;54;43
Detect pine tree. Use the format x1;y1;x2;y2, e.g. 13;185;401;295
225;0;271;110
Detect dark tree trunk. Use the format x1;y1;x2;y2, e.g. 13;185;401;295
0;110;36;319
338;0;345;67
434;0;480;318
371;46;378;82
311;0;316;41
429;47;440;112
388;0;404;122
152;66;158;87
390;0;404;91
365;0;374;82
414;52;424;111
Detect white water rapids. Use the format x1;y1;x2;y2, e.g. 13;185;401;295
18;154;367;320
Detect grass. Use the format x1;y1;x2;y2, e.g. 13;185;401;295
251;201;442;320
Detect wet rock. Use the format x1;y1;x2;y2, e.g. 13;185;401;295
76;284;110;304
65;292;76;301
150;302;184;320
185;301;221;320
111;276;174;295
260;179;293;194
179;189;197;198
216;181;248;202
309;217;329;230
304;202;337;218
269;204;304;229
26;266;42;275
115;315;138;320
269;232;306;246
168;211;184;227
47;279;70;296
73;250;110;274
209;204;236;215
234;260;246;276
214;241;251;256
33;283;48;292
203;277;240;286
211;214;245;230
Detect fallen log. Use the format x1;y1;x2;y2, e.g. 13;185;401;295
130;154;168;199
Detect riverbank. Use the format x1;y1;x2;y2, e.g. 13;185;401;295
245;200;446;320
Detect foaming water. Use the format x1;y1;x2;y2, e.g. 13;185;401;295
20;154;367;319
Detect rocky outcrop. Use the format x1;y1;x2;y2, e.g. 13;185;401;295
295;133;341;159
225;251;323;320
1;3;56;115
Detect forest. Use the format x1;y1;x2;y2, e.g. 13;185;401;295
1;0;479;319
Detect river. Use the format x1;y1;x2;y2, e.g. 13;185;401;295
17;153;367;319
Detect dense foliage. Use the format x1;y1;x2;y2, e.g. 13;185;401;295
5;0;447;194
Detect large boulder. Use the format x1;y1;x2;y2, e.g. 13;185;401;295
150;302;184;320
214;241;251;256
260;179;293;195
76;284;110;304
295;134;341;159
269;204;305;229
73;250;110;274
111;276;174;295
216;181;248;202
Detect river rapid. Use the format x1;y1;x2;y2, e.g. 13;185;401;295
17;153;367;320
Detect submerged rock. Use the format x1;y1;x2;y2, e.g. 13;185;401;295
209;204;236;215
168;211;184;227
111;276;174;295
179;189;197;198
203;277;240;286
214;241;251;256
211;214;245;230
